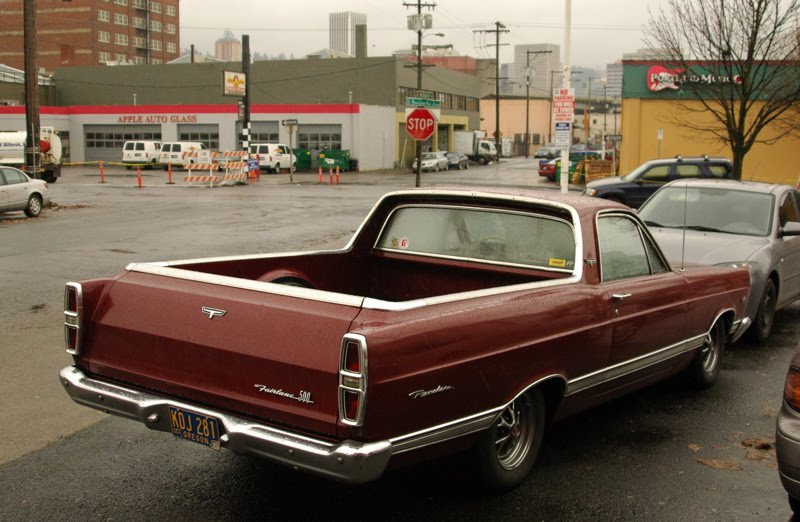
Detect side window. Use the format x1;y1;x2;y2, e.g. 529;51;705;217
675;164;702;178
779;191;800;226
3;169;26;185
124;142;134;151
640;165;670;182
707;164;730;177
200;143;207;150
598;216;652;282
0;168;8;186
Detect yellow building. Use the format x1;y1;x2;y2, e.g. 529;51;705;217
620;61;799;186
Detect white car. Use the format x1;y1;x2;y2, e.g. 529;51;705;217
0;166;51;217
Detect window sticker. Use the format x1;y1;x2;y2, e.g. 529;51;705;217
549;258;567;268
391;237;410;249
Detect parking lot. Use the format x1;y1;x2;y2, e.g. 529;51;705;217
1;159;798;520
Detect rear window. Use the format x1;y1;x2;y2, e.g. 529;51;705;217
161;144;173;152
135;143;144;151
375;205;576;272
124;142;134;150
708;164;731;177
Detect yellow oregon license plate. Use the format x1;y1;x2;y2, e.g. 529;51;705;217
169;407;221;450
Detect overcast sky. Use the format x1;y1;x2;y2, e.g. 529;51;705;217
179;0;663;70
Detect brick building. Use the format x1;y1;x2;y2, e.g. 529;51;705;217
0;0;180;71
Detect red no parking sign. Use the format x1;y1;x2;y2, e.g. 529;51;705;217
406;108;436;141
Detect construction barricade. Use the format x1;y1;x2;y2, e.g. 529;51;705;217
184;164;219;187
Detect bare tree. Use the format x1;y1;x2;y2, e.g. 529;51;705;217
644;0;800;180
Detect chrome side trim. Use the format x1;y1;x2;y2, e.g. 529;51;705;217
126;263;365;308
59;366;391;484
389;407;503;455
565;333;705;396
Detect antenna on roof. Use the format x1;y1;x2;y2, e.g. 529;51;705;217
680;181;688;272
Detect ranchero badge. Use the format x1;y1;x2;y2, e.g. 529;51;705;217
201;306;227;319
408;385;455;399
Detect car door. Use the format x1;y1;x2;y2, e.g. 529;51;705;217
0;168;10;211
628;164;671;208
777;190;800;304
597;213;692;387
2;167;30;210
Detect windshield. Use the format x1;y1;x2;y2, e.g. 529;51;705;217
422;153;437;160
638;186;774;236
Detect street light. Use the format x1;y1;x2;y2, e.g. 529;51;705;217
586;77;599;146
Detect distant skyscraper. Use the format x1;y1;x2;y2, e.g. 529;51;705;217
606;61;623;100
215;29;242;62
329;12;367;56
511;44;562;97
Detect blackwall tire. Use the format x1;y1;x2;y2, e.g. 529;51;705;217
474;389;545;492
746;279;776;343
24;194;43;217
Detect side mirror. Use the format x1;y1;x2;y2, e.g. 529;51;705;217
780;222;800;237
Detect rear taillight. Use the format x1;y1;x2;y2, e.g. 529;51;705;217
784;366;800;411
339;334;367;426
64;282;83;355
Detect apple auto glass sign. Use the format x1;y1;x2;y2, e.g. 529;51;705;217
647;65;743;92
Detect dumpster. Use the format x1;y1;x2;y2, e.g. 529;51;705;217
293;149;312;171
317;150;351;171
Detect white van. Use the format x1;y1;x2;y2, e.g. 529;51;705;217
249;143;296;173
159;142;208;169
122;141;162;169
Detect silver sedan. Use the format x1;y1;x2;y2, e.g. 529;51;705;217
0;166;52;217
638;179;800;342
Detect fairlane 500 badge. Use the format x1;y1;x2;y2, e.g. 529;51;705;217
408;385;455;399
254;384;314;404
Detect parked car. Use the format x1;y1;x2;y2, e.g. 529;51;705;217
446;151;470;170
412;151;448;172
533;146;558;160
777;347;800;515
583;156;733;209
59;188;750;491
638;179;800;342
0;166;51;217
121;140;162;169
538;150;602;182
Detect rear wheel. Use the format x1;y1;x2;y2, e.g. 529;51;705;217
274;164;281;174
474;389;545;491
789;495;800;515
747;279;776;343
24;194;43;217
687;320;726;389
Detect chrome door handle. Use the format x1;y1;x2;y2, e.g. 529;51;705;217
612;293;632;302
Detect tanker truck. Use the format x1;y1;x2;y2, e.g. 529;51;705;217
0;127;63;182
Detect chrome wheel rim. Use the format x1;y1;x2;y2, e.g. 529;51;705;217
29;198;41;215
758;290;775;335
701;330;719;373
495;396;534;470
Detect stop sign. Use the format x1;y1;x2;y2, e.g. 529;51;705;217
406;108;436;141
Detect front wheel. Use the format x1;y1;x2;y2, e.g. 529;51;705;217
746;279;776;343
687;320;726;389
274;164;281;174
24;194;43;217
474;389;545;491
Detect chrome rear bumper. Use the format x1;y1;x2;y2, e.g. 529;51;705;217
59;366;392;484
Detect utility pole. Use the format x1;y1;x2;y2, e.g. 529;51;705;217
524;49;551;158
548;70;561;146
23;0;41;179
404;0;437;188
241;34;251;153
476;22;509;161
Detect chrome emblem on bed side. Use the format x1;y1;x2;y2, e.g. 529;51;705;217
201;306;227;319
254;385;315;404
408;385;455;399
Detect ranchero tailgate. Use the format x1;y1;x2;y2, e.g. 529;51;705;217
80;270;362;438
